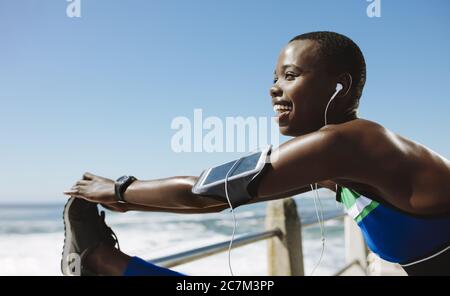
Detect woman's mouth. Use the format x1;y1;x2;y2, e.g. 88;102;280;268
273;103;293;125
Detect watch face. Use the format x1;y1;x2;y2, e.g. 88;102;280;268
117;176;128;183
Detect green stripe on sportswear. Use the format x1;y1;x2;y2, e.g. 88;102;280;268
355;201;380;223
340;187;361;209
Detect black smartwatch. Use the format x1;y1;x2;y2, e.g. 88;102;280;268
115;175;137;203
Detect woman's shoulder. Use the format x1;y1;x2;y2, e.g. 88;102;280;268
321;118;386;136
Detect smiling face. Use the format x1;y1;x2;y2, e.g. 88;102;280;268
271;39;338;136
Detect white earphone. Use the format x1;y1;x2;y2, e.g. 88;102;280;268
323;83;343;125
309;82;344;275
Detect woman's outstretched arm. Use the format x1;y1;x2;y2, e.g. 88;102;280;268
63;129;349;214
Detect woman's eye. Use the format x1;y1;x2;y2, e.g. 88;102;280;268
285;72;296;80
273;72;297;83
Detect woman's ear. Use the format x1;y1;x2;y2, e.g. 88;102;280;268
337;73;353;97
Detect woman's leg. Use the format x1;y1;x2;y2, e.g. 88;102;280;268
85;243;185;276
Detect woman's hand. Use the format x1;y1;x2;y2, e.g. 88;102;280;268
63;172;117;204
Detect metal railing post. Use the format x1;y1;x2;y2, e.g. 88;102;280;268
265;197;304;276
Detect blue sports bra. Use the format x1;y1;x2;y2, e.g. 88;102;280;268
337;186;450;265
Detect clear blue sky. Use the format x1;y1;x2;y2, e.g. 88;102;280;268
1;0;449;203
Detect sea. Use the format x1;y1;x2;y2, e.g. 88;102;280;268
0;190;346;276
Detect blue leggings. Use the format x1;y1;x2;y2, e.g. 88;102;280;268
123;256;186;276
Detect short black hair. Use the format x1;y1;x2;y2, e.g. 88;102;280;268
289;31;366;106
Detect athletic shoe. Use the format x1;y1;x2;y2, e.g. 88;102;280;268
61;197;120;276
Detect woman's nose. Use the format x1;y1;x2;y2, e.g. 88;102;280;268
269;85;282;98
